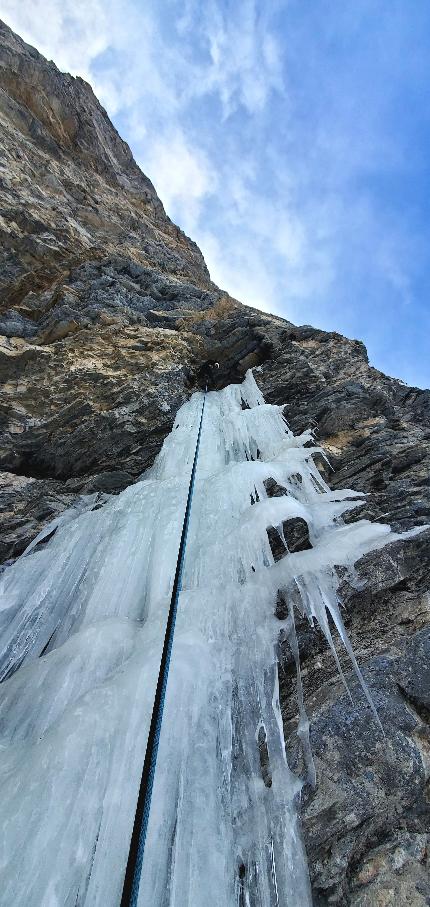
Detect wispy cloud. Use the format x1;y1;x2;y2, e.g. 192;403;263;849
1;0;110;82
142;130;218;235
181;0;284;116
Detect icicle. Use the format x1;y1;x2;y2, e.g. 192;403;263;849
281;600;316;789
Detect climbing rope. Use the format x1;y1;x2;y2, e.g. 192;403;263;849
120;390;207;907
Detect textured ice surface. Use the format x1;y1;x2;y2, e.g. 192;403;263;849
0;371;421;906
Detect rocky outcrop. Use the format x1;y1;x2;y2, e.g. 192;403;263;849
1;19;429;904
257;329;430;905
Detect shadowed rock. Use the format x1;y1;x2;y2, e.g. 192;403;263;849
267;518;312;561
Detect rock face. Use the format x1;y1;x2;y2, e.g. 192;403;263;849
1;19;429;904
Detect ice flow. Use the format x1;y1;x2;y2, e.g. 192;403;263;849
0;372;415;906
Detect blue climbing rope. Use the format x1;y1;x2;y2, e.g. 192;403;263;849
120;390;207;907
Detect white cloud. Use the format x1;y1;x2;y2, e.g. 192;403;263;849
140;131;218;234
197;229;280;312
0;0;110;82
187;0;284;117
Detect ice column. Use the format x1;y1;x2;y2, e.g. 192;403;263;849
0;371;417;906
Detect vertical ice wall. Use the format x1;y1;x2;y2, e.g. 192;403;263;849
0;372;418;906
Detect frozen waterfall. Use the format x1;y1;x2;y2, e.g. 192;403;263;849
0;371;417;906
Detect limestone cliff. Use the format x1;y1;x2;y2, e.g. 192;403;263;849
1;19;429;905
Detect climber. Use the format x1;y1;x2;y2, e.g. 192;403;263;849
197;359;220;390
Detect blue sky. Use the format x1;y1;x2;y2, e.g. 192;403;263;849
2;0;430;387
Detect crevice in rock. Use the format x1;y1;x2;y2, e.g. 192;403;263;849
396;683;430;725
267;518;312;562
264;477;288;497
257;724;272;788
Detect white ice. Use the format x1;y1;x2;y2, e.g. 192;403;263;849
0;370;423;906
